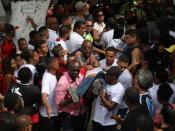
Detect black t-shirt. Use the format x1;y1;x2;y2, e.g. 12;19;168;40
122;105;149;131
8;83;41;115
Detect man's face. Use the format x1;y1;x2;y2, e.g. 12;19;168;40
78;24;86;36
105;51;115;66
19;40;28;52
16;56;24;68
81;41;93;59
51;18;59;31
97;11;104;22
124;35;136;45
40;43;48;56
52;59;59;70
117;61;128;71
85;21;93;33
68;62;80;80
44;29;49;39
32;51;39;64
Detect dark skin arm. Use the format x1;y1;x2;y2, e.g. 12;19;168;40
99;89;117;111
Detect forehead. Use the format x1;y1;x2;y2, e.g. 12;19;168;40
82;41;92;48
85;21;92;25
106;50;115;55
71;62;80;69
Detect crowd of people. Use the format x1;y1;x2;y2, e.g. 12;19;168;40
0;0;175;131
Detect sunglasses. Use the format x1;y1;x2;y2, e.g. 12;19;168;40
86;25;92;27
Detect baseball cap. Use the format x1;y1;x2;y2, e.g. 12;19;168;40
165;45;175;53
74;1;86;11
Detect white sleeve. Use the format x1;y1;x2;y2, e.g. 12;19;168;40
99;33;106;47
111;85;125;104
41;74;50;95
92;23;99;30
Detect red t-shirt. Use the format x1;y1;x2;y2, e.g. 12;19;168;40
1;39;16;58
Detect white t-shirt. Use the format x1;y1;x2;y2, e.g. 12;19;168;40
118;69;132;109
66;32;84;53
100;29;114;47
100;58;117;71
93;22;105;36
48;29;59;43
148;83;175;110
39;71;58;117
93;82;125;126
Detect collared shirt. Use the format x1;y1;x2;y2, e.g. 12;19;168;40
55;72;86;116
66;32;84;53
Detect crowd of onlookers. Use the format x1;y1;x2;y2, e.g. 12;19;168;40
0;0;175;131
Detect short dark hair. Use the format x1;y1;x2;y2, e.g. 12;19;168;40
59;25;71;37
107;17;117;29
119;55;129;63
106;66;122;79
29;30;38;39
18;67;32;84
124;87;140;104
45;57;57;70
157;83;173;102
37;26;48;34
125;28;137;36
21;49;35;62
155;68;168;83
4;24;15;34
35;40;47;50
136;115;154;131
74;21;85;31
18;38;26;44
106;47;116;54
4;93;21;112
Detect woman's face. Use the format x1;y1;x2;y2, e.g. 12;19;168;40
97;11;104;22
11;59;17;71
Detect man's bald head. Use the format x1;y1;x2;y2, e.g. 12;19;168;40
81;40;93;59
46;17;58;31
